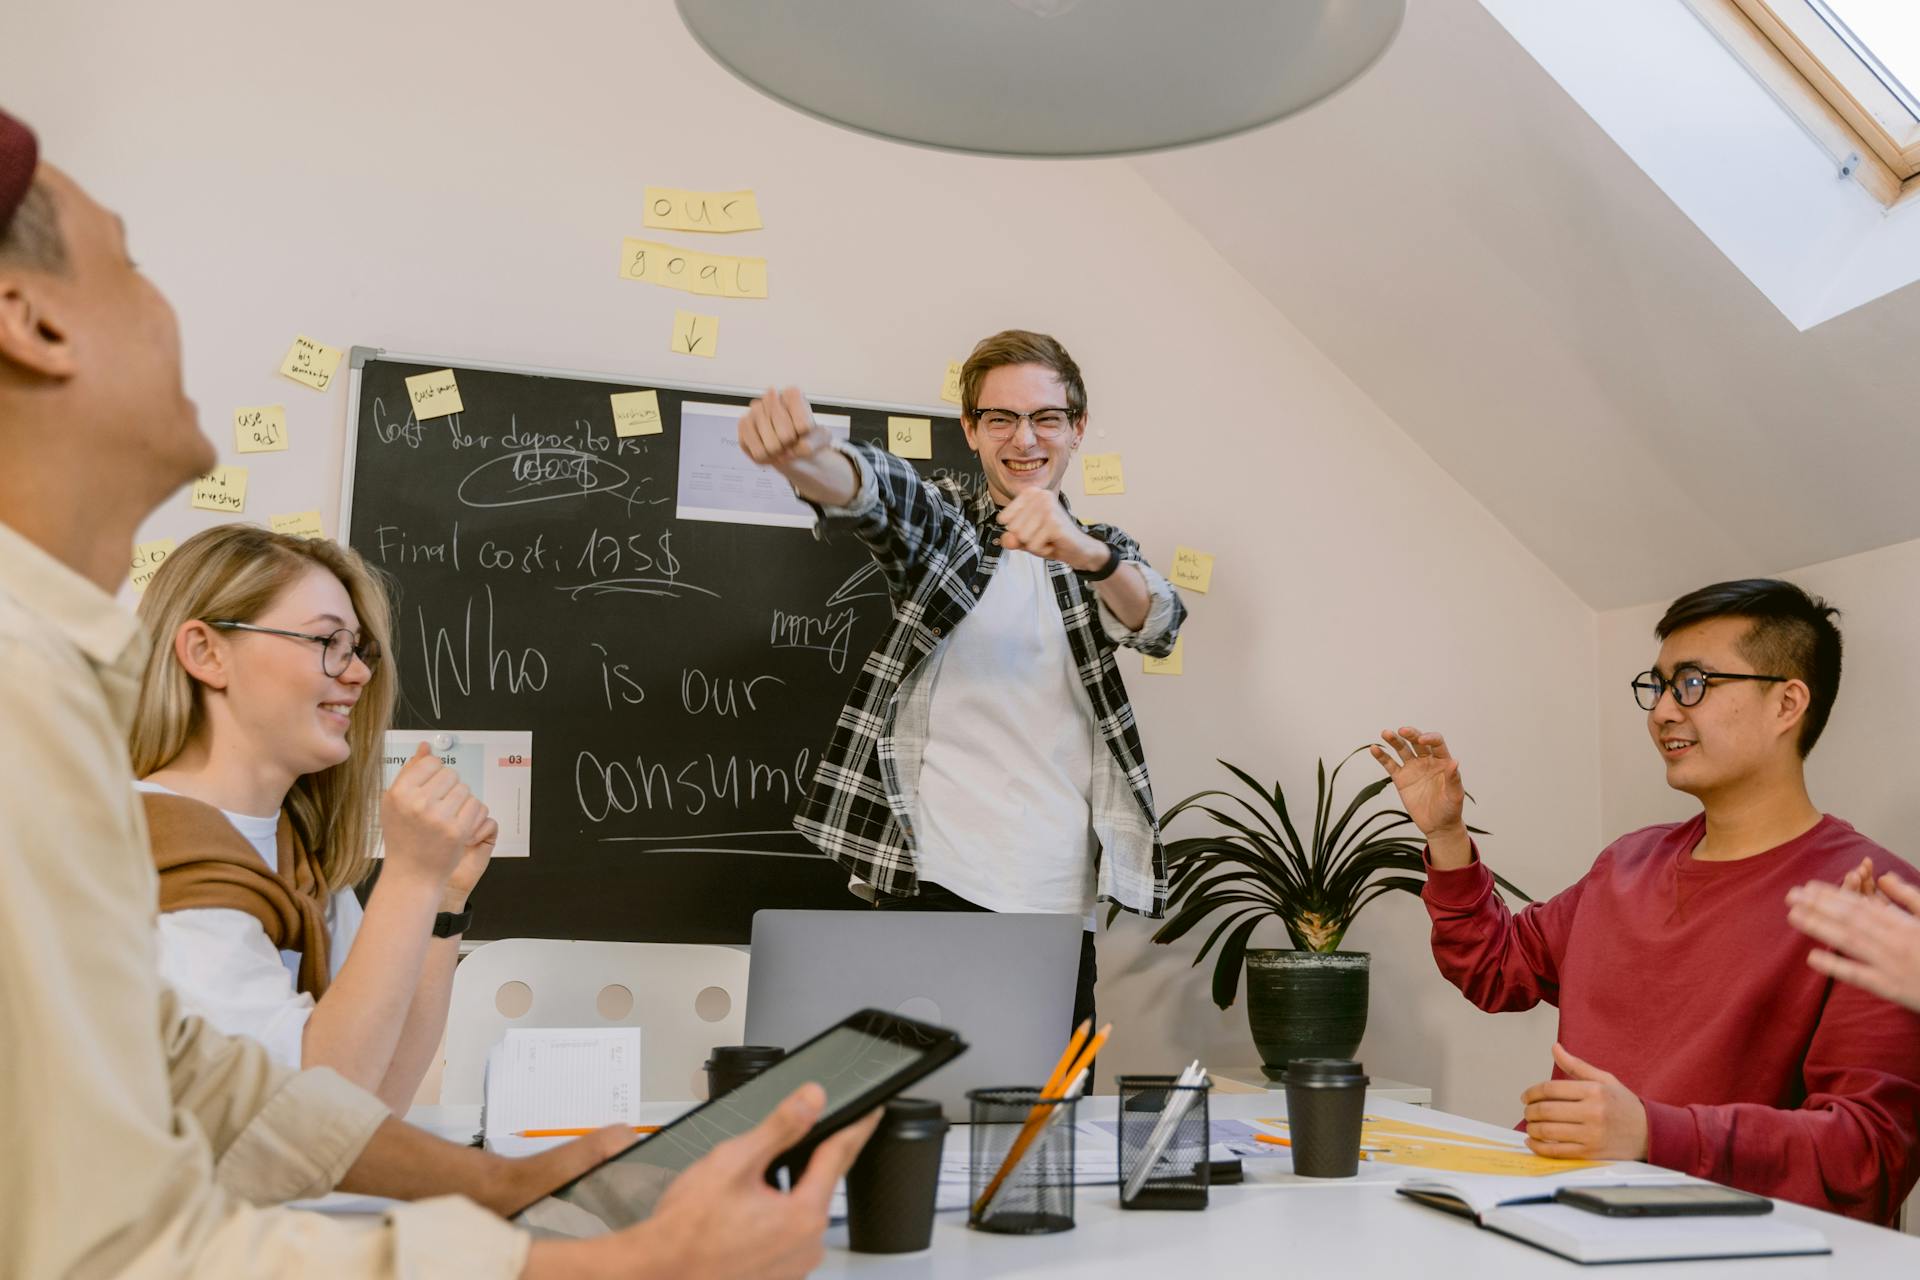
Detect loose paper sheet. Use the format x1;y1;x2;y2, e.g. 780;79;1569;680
675;399;850;528
485;1027;642;1156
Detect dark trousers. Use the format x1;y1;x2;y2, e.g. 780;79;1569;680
873;881;1097;1033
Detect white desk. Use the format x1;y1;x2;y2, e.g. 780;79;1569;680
403;1097;1920;1277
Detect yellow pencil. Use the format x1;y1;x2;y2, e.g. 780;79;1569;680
513;1124;660;1138
973;1022;1113;1217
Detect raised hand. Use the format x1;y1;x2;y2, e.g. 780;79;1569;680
738;387;834;470
997;489;1106;570
442;812;498;913
1787;873;1920;1013
1520;1043;1650;1161
379;742;486;891
1369;726;1470;868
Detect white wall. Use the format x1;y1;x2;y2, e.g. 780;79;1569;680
1599;537;1920;857
6;0;1601;1124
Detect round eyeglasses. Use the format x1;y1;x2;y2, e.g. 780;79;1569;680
1630;663;1787;711
207;619;382;678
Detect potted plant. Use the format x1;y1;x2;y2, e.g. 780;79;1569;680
1146;750;1529;1079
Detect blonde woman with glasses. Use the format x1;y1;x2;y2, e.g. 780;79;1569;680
131;524;494;1113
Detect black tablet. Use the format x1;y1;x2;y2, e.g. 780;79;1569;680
507;1008;966;1235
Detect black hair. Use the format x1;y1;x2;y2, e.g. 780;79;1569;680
1654;578;1842;756
0;180;67;273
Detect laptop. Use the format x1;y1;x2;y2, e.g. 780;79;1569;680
745;910;1083;1116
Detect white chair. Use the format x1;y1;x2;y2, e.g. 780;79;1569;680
442;939;748;1105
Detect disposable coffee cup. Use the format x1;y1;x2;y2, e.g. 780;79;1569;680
844;1097;948;1254
703;1044;785;1100
1281;1058;1369;1178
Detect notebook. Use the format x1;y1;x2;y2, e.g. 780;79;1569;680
482;1026;642;1157
1398;1174;1831;1264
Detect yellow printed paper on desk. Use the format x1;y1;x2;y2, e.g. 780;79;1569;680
405;369;464;420
1143;636;1183;676
1082;453;1125;495
1261;1115;1608;1176
643;187;763;233
671;311;719;358
278;335;344;392
940;361;964;406
619;237;768;299
887;416;932;459
233;404;288;454
130;539;177;594
271;511;325;540
611;389;664;437
1171;546;1213;593
190;466;248;514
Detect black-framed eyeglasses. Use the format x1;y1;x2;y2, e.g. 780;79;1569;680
207;620;381;678
1630;663;1787;711
974;407;1076;440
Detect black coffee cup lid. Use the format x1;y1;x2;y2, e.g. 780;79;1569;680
1282;1058;1369;1085
881;1096;944;1122
707;1044;786;1066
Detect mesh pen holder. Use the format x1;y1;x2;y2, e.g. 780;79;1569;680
1116;1074;1210;1210
967;1086;1078;1234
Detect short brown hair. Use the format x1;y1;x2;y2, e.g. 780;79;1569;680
0;180;68;273
960;329;1087;421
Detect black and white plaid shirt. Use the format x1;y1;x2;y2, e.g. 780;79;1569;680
793;442;1185;917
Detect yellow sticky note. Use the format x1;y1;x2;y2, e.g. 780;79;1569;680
611;389;664;437
278;335;344;392
1143;636;1183;676
1082;452;1126;495
190;465;249;514
130;538;177;594
940;361;963;406
1171;546;1214;593
233;404;288;454
643;187;763;233
619;237;768;299
887;416;932;460
270;511;325;540
405;369;464;420
671;310;719;358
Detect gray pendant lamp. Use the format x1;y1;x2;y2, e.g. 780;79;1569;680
675;0;1406;159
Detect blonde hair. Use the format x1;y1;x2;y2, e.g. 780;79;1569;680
130;524;397;893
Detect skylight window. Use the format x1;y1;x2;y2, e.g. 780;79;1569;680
1818;1;1920;117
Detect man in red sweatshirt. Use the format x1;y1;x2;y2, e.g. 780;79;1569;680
1372;578;1920;1224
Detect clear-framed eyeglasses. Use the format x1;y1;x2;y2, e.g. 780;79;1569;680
974;407;1076;440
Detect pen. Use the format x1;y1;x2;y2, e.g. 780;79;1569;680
513;1125;660;1138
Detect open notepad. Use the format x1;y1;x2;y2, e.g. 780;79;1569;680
1398;1174;1830;1264
482;1027;642;1156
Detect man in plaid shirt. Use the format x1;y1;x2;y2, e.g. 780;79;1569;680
738;330;1185;1028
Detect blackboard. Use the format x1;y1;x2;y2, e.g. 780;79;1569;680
342;350;980;943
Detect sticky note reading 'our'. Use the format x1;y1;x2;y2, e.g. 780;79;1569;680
278;336;344;392
271;511;326;540
1143;636;1184;676
233;404;288;454
887;417;932;460
1081;453;1125;495
1171;546;1214;593
130;539;177;594
671;311;719;358
620;238;768;299
190;466;248;514
643;187;763;234
611;389;664;437
940;361;963;406
405;369;464;420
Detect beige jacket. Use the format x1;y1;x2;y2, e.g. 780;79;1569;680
0;521;529;1280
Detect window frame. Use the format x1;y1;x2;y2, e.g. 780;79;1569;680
1686;0;1920;205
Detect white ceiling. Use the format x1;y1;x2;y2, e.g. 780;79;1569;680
1130;0;1920;610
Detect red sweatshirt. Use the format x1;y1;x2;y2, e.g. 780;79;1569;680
1425;813;1920;1223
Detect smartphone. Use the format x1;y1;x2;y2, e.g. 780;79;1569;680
1554;1184;1774;1217
506;1008;967;1234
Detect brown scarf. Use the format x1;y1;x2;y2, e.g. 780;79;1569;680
143;792;334;998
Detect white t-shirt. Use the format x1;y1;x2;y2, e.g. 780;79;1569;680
913;549;1100;917
138;780;362;1069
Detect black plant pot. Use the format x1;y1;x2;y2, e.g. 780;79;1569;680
1244;949;1369;1081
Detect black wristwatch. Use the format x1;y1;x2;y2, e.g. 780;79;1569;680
1080;543;1123;583
432;904;473;938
